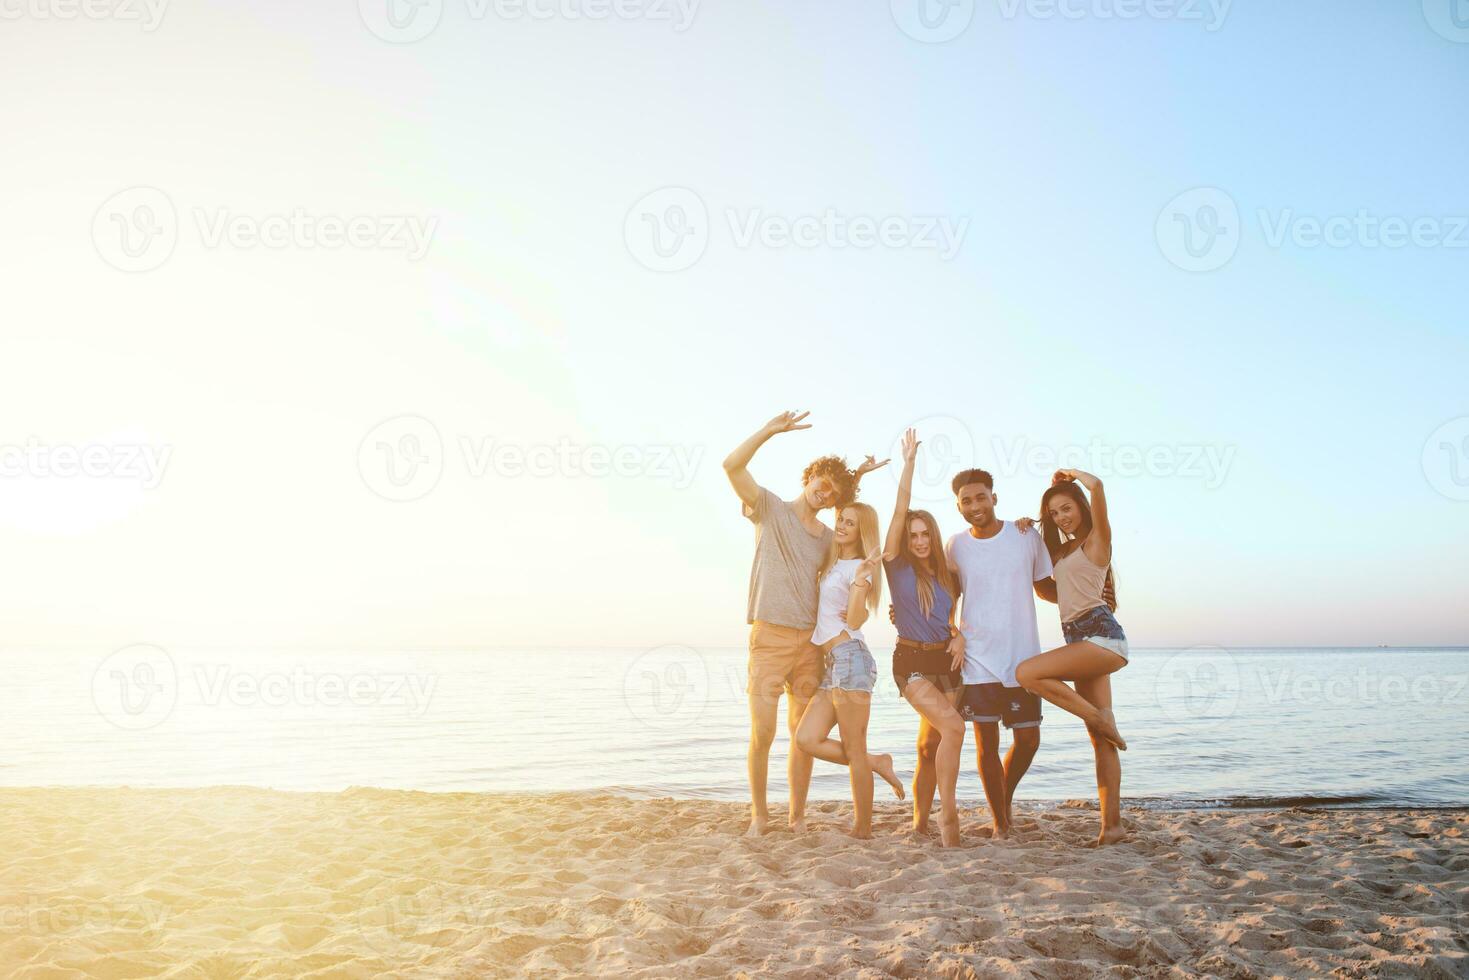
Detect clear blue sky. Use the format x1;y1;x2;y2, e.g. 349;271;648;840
1;0;1465;650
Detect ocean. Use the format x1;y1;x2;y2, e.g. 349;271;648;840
4;646;1466;808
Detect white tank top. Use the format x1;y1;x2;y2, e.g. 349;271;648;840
812;558;865;646
1055;544;1110;624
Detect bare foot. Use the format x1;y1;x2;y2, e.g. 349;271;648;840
873;754;906;800
939;814;961;848
911;819;929;836
848;826;873;840
989;822;1010;841
788;816;808;834
1097;824;1127;846
745;816;769;837
1091;709;1127;751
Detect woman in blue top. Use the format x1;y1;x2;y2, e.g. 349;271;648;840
882;428;967;847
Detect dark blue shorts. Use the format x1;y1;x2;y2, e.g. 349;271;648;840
961;683;1043;730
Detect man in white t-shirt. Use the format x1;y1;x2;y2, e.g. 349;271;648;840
945;467;1057;840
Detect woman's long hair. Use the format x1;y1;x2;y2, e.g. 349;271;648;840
818;502;883;614
901;509;958;619
1040;481;1117;610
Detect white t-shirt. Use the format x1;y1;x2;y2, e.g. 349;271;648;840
946;522;1054;686
812;558;865;646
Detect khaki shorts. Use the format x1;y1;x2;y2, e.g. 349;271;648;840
747;622;824;700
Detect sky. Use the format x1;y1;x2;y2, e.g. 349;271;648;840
1;0;1466;653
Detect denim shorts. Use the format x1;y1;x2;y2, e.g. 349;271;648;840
1062;605;1130;662
820;639;878;693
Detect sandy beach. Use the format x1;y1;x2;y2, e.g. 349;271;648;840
0;788;1464;978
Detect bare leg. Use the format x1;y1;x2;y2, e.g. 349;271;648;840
794;691;840;761
911;714;938;833
1004;726;1040;827
786;693;814;832
746;693;780;836
832;690;875;838
904;679;965;847
796;692;905;801
974;721;1009;839
1015;643;1127;749
1076;675;1125;845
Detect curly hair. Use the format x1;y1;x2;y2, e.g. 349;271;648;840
801;455;859;506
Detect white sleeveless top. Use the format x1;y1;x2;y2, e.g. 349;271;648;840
812;558;865;646
1055;544;1110;624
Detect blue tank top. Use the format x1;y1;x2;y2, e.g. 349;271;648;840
883;557;954;644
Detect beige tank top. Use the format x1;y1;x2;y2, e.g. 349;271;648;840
1055;544;1110;624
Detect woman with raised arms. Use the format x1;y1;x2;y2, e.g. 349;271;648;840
1016;468;1130;846
794;500;905;839
882;429;967;847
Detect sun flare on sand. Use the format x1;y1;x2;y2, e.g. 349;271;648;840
2;788;1465;977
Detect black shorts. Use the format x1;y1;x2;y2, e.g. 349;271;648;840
892;644;963;696
961;683;1043;729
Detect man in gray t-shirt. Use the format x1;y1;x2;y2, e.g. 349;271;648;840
744;485;831;630
724;411;885;836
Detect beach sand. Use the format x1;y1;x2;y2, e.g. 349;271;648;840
1;788;1465;978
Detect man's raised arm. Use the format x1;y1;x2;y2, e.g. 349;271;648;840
723;411;811;509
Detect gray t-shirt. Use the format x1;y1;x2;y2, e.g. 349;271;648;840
744;487;833;629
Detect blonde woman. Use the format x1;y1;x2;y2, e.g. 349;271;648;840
795;501;905;838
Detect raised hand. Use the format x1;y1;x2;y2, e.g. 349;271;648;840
1015;516;1037;534
1054;467;1100;490
900;428;920;466
765;411;812;435
855;547;883;585
854;454;890;478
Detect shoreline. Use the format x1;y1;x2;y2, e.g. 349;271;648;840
4;783;1468;812
2;787;1465;977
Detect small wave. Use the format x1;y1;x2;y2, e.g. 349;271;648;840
1121;793;1469;811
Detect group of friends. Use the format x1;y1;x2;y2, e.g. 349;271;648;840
725;411;1130;848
